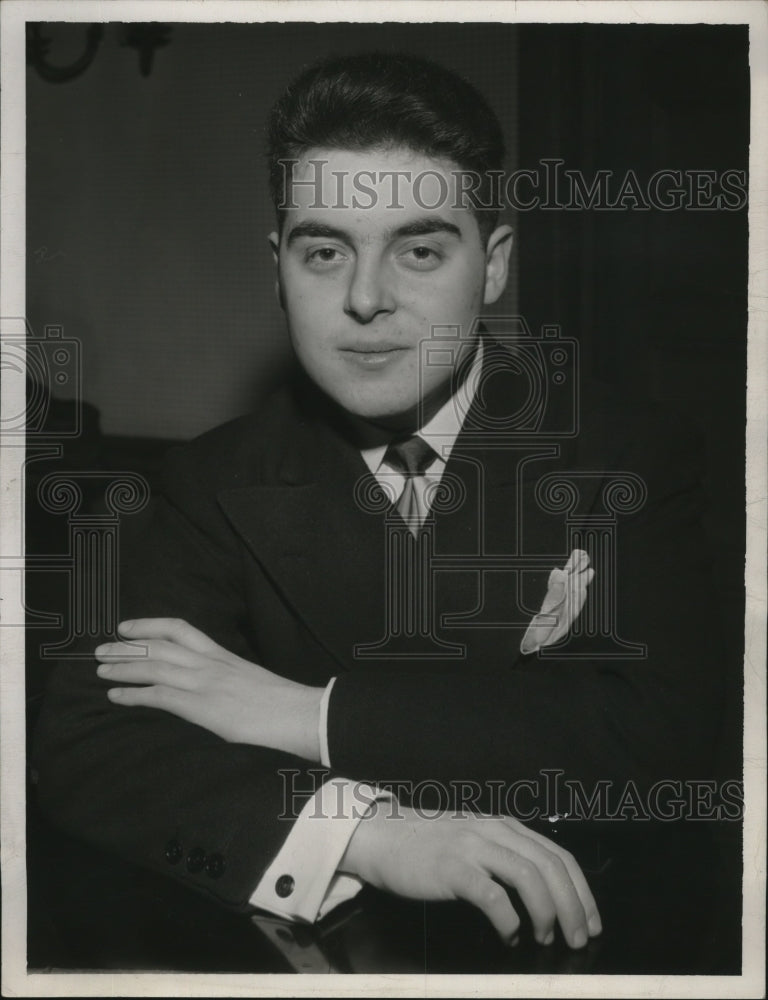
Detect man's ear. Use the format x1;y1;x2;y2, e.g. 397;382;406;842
483;224;514;305
268;230;280;263
268;231;285;311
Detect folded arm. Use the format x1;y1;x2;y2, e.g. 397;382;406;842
98;420;724;797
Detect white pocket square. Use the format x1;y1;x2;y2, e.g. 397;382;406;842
520;548;594;655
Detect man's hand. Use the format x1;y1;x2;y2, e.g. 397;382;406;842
340;804;601;949
95;618;323;762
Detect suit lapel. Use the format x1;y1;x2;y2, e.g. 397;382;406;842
218;398;396;672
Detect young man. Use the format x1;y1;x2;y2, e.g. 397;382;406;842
33;53;723;953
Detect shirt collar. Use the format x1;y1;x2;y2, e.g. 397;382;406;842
359;338;485;476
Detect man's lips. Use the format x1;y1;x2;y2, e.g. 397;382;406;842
339;344;408;369
340;344;407;354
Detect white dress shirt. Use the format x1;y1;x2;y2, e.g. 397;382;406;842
249;339;484;922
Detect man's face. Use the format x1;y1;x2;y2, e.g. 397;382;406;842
270;146;512;430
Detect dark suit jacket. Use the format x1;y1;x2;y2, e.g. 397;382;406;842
32;337;727;909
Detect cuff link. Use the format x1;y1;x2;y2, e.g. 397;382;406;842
275;874;295;898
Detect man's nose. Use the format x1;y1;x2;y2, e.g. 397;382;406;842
344;257;396;323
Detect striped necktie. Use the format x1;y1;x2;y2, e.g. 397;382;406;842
384;435;437;535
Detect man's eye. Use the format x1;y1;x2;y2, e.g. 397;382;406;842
401;245;443;270
305;246;345;265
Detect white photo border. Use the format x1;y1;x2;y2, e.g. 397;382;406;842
2;2;765;997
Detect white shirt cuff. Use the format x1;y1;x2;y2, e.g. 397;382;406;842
318;677;336;768
249;778;390;923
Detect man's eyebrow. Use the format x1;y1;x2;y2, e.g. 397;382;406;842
285;222;351;246
389;218;463;241
284;217;463;247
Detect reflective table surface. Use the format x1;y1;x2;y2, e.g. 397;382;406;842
27;802;742;976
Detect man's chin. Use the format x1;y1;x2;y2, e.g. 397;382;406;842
329;381;458;433
327;391;422;433
346;404;420;433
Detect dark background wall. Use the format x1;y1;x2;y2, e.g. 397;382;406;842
516;25;748;754
517;25;747;449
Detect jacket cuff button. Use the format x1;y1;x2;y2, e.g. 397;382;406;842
164;839;183;865
204;852;226;879
275;874;295;898
186;847;207;873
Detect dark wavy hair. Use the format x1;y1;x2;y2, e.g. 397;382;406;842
267;52;506;244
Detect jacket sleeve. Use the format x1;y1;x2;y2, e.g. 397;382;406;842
31;441;341;911
326;418;730;797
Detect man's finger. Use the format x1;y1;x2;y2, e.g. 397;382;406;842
486;825;588;947
97;659;200;692
478;841;559;944
106;683;198;718
454;865;521;944
95;639;212;670
502;816;602;937
118;618;231;658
